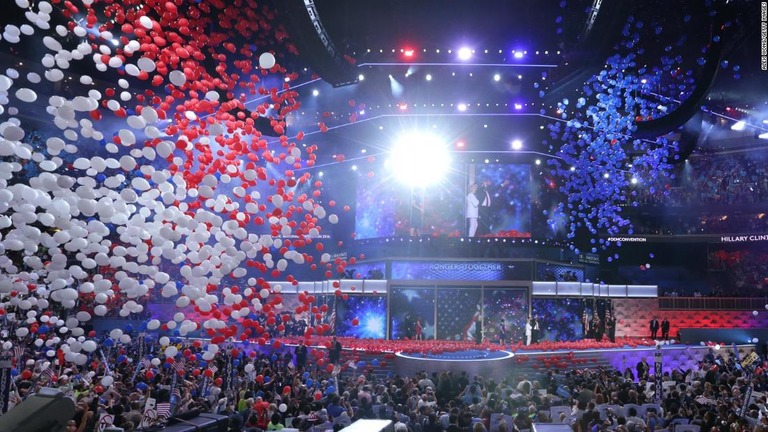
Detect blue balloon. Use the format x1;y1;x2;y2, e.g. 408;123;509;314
302;372;309;379
263;376;271;384
306;378;313;387
326;386;335;395
233;359;240;366
103;338;114;347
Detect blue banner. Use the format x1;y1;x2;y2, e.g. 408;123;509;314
391;260;532;281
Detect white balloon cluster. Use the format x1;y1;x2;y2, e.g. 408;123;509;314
0;0;343;359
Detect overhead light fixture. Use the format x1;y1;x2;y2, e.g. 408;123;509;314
457;47;472;61
731;121;746;131
493;74;501;82
511;139;523;150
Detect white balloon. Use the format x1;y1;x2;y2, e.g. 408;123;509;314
15;87;37;103
101;375;114;387
169;70;186;87
82;340;98;352
165;346;178;358
259;52;276;69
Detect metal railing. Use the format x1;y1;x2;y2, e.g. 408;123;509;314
658;297;768;311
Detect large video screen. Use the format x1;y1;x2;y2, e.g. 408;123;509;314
482;289;529;344
436;288;482;341
334;295;388;339
354;163;531;239
390;288;436;340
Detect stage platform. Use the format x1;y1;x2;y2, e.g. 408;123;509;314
320;339;753;382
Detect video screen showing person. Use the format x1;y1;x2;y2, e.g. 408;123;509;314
354;163;532;239
390;288;435;340
469;164;532;237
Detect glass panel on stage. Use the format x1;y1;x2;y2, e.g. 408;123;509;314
390;288;436;340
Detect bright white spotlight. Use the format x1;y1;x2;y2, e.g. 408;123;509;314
493;73;501;82
390;132;451;186
358;74;365;81
457;103;468;112
731;120;746;131
511;139;523;150
425;74;432;81
312;89;319;97
513;51;524;59
457;47;472;61
759;132;768;139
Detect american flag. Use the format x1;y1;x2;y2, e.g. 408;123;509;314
155;402;172;421
13;346;24;360
139;358;152;370
207;364;218;375
80;373;92;386
172;360;185;374
171;386;182;401
39;367;54;382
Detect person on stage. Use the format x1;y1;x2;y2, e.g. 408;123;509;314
329;336;342;364
592;313;603;342
649;318;660;339
605;312;617;343
661;318;670;340
498;318;507;345
530;315;540;344
525;318;532;346
466;183;480;237
476;179;493;235
414;317;423;341
294;339;308;370
409;192;423;237
581;310;590;339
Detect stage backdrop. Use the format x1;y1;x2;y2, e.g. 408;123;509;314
390;288;436;340
334;295;388;339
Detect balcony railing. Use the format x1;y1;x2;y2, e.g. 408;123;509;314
658;297;768;310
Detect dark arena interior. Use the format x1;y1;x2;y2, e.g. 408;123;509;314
1;1;768;431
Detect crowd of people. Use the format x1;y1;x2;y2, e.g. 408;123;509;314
5;323;768;432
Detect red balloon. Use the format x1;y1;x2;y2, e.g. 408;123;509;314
214;377;223;387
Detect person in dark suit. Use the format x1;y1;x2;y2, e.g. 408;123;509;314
661;318;670;340
605;313;617;343
329;336;342;364
591;313;601;342
476;179;493;235
637;357;650;380
649;319;660;339
530;316;540;344
294;339;308;370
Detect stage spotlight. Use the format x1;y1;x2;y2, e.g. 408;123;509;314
425;74;432;81
493;73;501;82
312;89;319;96
457;103;468;112
511;139;523;150
457;47;472;61
513;51;524;59
731;121;746;131
759;132;768;139
390;132;451;186
358;74;365;81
